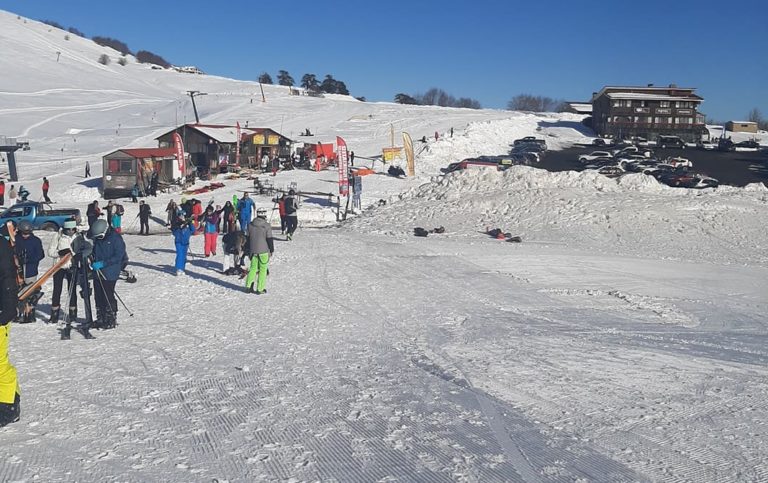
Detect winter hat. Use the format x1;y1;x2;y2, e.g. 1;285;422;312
256;208;267;218
63;220;77;230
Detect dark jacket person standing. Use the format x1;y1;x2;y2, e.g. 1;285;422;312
245;208;273;294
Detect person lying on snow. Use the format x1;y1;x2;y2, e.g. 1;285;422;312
486;227;522;243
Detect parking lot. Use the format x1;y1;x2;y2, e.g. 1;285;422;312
540;145;768;187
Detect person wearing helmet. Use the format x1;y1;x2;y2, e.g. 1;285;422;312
283;189;299;240
47;220;78;325
17;186;30;203
245;207;274;294
89;218;128;329
0;229;20;427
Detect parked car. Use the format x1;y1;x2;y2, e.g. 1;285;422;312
698;140;717;151
612;146;639;157
513;136;546;148
0;201;81;231
512;143;546;154
592;138;608;146
597;165;624;177
583;158;619;170
657;135;687;149
666;157;693;169
578;151;612;163
692;175;719;189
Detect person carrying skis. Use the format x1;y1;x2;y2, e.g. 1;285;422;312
138;200;152;235
200;205;223;257
47;220;78;325
171;215;195;276
284;189;299;240
0;230;20;427
245;207;274;294
237;192;255;231
14;221;44;286
88;219;127;329
42;177;51;203
14;221;44;322
86;200;101;227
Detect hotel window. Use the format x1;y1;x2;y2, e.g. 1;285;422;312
676;117;693;125
660;101;670;108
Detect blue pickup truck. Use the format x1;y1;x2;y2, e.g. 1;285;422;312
0;201;82;231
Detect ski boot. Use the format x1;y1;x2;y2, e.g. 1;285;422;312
60;324;71;340
93;308;104;330
101;310;117;330
77;323;95;339
48;307;61;325
0;393;21;428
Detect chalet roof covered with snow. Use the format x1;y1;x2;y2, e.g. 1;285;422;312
104;147;177;159
605;92;703;101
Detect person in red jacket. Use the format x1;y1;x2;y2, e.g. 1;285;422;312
42;177;51;203
0;181;5;206
276;194;286;234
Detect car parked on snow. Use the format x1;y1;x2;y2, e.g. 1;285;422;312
0;201;82;231
513;136;547;148
692;175;719;189
697;140;717;151
578;151;612;163
656;135;687;149
597;165;624;177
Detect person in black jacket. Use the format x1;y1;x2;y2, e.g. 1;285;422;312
138;201;152;235
284;189;299;240
0;232;20;427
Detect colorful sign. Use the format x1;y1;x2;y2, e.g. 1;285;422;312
252;134;265;145
382;147;403;161
336;136;349;196
267;135;279;145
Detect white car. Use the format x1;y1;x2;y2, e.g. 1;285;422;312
666;157;693;168
698;140;717;151
578;151;612;163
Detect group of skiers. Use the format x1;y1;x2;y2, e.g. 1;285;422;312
0;186;302;428
0;213;129;428
167;189;299;294
0;178;54;207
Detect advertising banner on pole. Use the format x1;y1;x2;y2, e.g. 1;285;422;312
403;132;415;176
336;136;349;196
173;132;185;175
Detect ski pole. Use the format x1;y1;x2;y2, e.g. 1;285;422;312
97;269;134;317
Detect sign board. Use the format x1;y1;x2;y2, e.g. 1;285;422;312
267;135;279;145
382;147;403;161
252;134;265;145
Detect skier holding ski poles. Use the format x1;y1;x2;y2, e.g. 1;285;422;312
88;219;128;329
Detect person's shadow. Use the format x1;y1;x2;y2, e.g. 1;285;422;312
129;261;244;291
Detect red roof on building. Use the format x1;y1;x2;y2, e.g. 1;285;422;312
120;147;177;158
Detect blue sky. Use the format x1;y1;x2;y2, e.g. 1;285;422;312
1;0;766;121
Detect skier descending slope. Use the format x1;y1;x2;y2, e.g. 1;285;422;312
0;230;20;427
245;208;274;294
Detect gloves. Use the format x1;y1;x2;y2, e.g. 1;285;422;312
91;261;104;270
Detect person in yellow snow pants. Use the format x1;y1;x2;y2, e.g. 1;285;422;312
0;232;20;427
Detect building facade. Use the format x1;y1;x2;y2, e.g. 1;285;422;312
591;85;706;142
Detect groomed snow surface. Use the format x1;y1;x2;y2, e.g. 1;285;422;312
1;8;768;483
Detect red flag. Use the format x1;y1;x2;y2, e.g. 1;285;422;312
235;122;241;165
173;132;185;174
336;136;349;196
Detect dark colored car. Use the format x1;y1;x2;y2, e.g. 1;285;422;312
657;135;687;149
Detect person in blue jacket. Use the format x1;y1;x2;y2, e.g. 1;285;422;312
237;192;254;231
14;221;44;286
89;219;128;329
171;214;195;276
